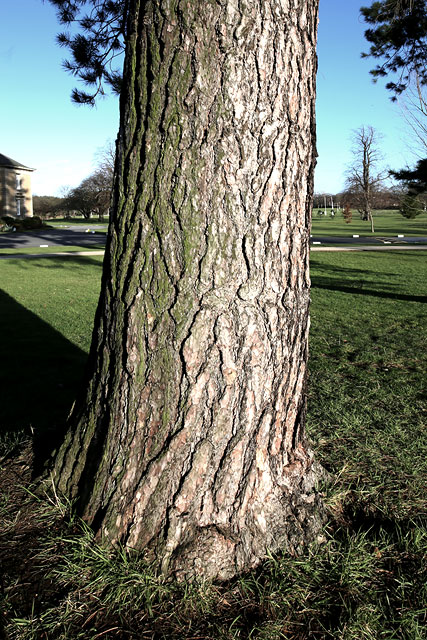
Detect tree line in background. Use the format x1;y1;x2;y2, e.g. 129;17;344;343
34;141;115;220
35;127;427;224
315;182;427;218
315;181;427;219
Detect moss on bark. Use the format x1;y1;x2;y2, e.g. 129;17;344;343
50;0;324;581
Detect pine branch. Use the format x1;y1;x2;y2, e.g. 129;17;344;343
45;0;126;105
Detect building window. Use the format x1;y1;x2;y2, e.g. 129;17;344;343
16;198;21;216
16;174;22;190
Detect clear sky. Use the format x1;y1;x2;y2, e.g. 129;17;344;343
0;0;120;196
316;0;412;194
0;0;415;196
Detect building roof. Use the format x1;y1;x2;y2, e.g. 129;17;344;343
0;153;35;171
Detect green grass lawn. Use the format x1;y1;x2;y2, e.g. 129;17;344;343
48;217;109;226
1;250;426;639
309;251;426;519
312;208;427;237
0;255;103;452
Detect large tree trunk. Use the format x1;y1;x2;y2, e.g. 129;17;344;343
52;0;324;581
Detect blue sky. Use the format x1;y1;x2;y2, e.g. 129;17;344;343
315;0;411;194
0;0;415;196
0;0;120;195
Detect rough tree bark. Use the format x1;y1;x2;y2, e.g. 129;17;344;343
51;0;324;581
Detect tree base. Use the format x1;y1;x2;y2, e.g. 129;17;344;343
160;453;327;581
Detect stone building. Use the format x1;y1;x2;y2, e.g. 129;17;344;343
0;153;35;218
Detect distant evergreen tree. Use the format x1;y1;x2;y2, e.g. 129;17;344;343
391;158;427;215
361;0;427;98
399;192;424;217
361;2;427;205
391;158;427;192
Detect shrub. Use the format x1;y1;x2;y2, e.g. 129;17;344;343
342;203;352;223
399;193;424;219
20;216;44;230
1;215;18;228
0;215;45;232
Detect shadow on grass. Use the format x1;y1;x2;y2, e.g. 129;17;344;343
373;226;427;236
310;258;400;279
311;278;427;303
0;288;88;465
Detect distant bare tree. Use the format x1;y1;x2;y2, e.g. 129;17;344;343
345;126;387;232
63;181;94;219
95;139;116;178
87;169;113;220
63;168;113;220
400;75;427;156
60;141;116;221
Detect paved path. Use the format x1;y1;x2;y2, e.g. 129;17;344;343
0;225;107;250
1;227;426;258
1;246;426;260
310;235;427;245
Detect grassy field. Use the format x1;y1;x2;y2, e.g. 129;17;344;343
48;217;109;226
312;209;427;237
0;254;103;453
0;250;426;639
